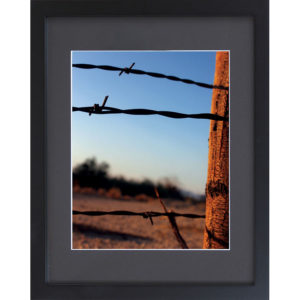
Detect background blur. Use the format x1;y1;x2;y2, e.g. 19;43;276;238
72;51;216;198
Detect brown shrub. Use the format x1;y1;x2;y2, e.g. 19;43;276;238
73;185;81;193
97;188;106;196
80;187;95;195
106;187;122;199
73;185;96;195
134;194;152;202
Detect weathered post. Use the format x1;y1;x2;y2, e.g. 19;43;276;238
203;51;229;249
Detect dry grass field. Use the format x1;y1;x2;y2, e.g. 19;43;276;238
72;193;205;249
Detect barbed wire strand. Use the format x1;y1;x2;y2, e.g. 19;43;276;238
72;106;228;121
73;210;205;219
72;63;229;91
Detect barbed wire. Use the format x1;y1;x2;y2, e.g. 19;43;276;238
73;209;205;229
72;63;229;91
72;105;228;121
73;210;205;219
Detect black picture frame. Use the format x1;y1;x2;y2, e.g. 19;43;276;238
31;0;269;299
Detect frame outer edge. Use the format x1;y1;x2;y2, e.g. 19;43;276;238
31;0;269;299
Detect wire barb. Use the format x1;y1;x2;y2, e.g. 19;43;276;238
119;62;135;76
100;95;109;111
88;96;109;116
143;212;154;225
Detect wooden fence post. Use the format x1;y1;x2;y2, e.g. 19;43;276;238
203;51;229;249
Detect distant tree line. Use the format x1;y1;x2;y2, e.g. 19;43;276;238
73;158;184;200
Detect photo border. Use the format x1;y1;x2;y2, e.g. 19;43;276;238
70;49;231;251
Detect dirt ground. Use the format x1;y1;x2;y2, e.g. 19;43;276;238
72;193;205;249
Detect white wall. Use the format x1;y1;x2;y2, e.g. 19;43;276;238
0;0;300;299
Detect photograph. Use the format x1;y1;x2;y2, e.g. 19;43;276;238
71;51;229;250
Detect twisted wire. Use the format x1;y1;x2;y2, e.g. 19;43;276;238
72;105;228;121
73;210;205;219
72;63;229;91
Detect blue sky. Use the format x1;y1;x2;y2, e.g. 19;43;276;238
72;51;216;195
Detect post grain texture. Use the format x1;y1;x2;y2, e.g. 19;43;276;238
203;52;229;249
